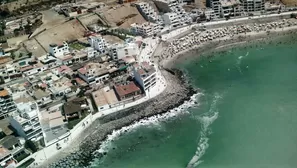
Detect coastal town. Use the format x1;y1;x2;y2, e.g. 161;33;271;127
0;0;296;167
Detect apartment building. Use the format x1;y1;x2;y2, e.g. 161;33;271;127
0;88;16;119
49;41;70;57
0;64;22;83
221;0;242;17
78;62;110;85
109;40;140;60
241;0;265;13
131;22;161;37
163;13;181;27
154;0;191;24
133;62;157;91
88;35;109;54
0;147;16;168
10;102;43;141
136;2;159;22
208;0;222;18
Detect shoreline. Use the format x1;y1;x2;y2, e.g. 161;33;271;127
46;19;297;168
161;23;297;69
47;69;198;167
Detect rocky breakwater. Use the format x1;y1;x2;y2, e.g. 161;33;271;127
49;68;197;168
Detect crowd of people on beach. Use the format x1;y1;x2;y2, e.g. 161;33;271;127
160;19;297;60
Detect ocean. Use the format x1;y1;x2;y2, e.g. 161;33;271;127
90;36;297;168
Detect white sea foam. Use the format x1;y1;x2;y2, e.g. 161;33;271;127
186;93;222;168
96;93;203;154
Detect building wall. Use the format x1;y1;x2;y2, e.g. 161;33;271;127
49;42;70;57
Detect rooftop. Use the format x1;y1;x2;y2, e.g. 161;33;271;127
114;82;141;97
0;147;10;159
0;119;13;136
0;136;20;150
0;89;9;97
92;86;118;107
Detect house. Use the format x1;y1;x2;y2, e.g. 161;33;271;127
0;64;22;83
48;77;73;98
162;13;181;27
0;88;16;119
0;147;16;168
40;107;68;145
114;82;141;101
51;65;73;77
28;89;52;107
78;62;110;85
9;102;43;142
109;39;140;60
133;62;157;91
49;41;70;57
62;99;87;120
88;35;109;54
0;135;26;162
92;86;119;112
130;22;161;37
0;119;14;138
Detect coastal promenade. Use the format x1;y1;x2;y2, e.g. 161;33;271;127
18;11;297;167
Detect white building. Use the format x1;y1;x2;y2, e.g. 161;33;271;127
162;13;181;27
49;41;70;57
109;39;140;60
131;22;161;37
78;62;110;85
0;88;16;119
136;2;159;22
133;62;157;91
88;35;109;54
0;64;22;83
9;102;43;142
0;147;16;168
242;0;265;13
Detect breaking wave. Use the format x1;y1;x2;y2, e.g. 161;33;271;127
95;93;203;155
236;51;249;74
186;93;222;168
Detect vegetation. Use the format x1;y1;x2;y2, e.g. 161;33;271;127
69;42;86;50
17;158;35;168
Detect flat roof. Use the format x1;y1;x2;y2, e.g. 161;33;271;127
114;82;141;97
0;89;9;97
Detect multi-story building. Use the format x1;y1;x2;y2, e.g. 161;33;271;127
241;0;265;13
133;62;157;91
162;13;181;27
0;64;22;83
78;62;110;85
109;39;140;60
9;102;43;141
88;35;109;55
154;0;192;24
221;0;242;17
130;22;161;37
208;0;222;18
49;41;70;57
0;88;16;119
136;2;159;22
0;147;17;168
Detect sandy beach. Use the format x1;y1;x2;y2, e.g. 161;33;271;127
160;19;297;69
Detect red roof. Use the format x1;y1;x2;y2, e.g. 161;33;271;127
115;82;140;97
57;65;72;73
20;65;33;72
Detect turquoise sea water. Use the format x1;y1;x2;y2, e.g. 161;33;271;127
91;37;297;168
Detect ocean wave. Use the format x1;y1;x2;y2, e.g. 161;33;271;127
186;93;222;168
95;93;203;155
